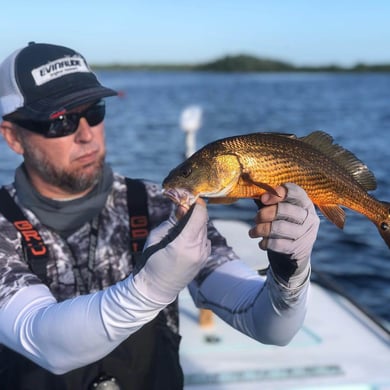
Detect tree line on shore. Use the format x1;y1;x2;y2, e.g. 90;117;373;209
92;54;390;72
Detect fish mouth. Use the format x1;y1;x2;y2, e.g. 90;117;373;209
163;188;199;209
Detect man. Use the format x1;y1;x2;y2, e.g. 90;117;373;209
0;42;319;389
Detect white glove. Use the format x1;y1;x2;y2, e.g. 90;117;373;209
132;203;211;304
250;183;320;287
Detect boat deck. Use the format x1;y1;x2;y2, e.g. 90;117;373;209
179;220;390;389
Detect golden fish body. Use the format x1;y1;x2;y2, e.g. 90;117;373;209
163;131;390;248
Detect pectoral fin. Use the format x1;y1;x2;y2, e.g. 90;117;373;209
318;204;346;229
242;173;280;197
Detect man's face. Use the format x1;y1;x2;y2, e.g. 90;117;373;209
5;102;107;198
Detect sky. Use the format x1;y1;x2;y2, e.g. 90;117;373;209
1;0;390;67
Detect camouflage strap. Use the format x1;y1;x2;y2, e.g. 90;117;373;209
125;178;150;266
0;187;49;284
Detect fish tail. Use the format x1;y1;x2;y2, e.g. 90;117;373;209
376;201;390;249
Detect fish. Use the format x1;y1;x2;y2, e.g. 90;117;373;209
162;130;390;249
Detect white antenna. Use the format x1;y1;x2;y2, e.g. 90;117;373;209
180;105;203;158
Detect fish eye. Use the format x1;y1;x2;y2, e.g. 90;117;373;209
381;222;389;231
180;166;192;178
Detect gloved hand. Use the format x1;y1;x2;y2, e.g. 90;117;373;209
132;202;211;304
249;183;320;287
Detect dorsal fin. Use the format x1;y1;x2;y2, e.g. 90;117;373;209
299;131;377;191
263;132;298;139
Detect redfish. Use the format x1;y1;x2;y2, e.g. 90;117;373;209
162;131;390;248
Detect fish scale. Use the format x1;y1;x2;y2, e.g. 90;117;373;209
163;131;390;249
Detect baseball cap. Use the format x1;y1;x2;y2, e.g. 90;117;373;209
0;42;117;121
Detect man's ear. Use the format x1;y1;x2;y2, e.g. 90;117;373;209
0;121;24;155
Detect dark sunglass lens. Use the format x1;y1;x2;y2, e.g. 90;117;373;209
84;101;105;127
46;115;78;138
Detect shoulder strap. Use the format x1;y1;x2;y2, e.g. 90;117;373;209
0;187;49;283
125;178;151;266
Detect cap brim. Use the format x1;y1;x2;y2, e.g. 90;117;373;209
7;86;118;121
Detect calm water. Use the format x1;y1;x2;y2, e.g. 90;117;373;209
1;71;390;324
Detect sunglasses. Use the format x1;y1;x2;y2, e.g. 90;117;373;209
11;100;106;138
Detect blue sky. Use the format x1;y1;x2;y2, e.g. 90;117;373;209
2;1;390;66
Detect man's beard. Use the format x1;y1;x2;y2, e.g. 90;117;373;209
22;144;105;194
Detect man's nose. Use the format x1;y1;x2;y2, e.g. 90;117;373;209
74;117;94;142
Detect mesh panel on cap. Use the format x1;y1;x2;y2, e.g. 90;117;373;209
0;48;25;117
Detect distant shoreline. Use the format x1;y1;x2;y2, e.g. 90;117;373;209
91;54;390;72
